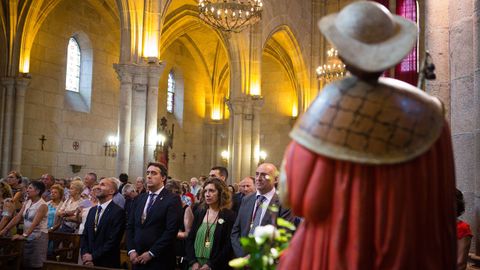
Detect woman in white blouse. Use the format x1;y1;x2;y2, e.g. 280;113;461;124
0;180;49;269
55;180;84;233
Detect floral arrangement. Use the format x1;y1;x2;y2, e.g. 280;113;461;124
229;217;296;270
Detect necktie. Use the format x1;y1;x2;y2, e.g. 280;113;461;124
250;195;267;234
146;193;157;215
94;206;102;232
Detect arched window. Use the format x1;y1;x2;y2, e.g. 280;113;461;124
64;32;93;113
167;70;175;113
66;37;81;92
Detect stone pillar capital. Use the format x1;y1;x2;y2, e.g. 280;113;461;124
249;95;264;109
147;62;165;86
15;77;31;96
226;97;247;114
113;64;136;83
0;77;15;88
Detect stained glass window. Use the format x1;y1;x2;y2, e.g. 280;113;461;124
167;70;175;113
66;37;81;92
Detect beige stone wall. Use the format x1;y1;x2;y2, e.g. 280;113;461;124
22;0;120;179
446;0;478;251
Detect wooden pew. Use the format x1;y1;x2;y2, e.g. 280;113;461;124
0;237;24;270
119;250;131;270
47;232;81;263
43;260;123;270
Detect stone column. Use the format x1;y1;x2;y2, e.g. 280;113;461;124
227;98;245;184
11;77;30;171
210;121;219;167
473;0;480;257
129;66;148;178
445;0;476;255
114;64;134;176
1;77;15;175
251;96;264;174
240;97;253;180
424;0;451;116
144;61;164;169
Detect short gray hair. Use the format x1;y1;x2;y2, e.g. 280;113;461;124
109;177;121;193
122;183;136;195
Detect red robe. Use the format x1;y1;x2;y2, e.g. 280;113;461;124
279;123;456;269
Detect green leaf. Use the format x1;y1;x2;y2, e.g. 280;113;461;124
268;205;279;213
277;217;296;230
229;257;249;268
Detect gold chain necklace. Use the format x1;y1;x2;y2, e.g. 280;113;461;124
204;208;219;248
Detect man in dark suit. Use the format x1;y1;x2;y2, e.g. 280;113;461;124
231;163;294;257
232;176;256;214
126;162;183;270
81;177;125;268
209;166;228;182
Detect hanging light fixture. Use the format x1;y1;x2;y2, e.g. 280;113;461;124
198;0;263;33
316;48;346;84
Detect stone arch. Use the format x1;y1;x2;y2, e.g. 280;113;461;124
263;25;308;113
160;4;230;121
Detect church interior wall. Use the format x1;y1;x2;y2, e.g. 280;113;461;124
2;1;478;250
444;0;477;249
260;54;297;168
261;0;314;109
20;0;120;179
158;40;209;181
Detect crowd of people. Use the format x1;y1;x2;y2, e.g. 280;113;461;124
0;162;295;270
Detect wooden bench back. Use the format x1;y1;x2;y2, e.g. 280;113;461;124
47;232;81;263
43;260;123;270
0;237;24;270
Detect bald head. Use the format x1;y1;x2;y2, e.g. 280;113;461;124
255;163;279;195
239;176;255;196
95;177;117;203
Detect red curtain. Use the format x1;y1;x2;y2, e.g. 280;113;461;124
395;0;418;85
372;0;418;84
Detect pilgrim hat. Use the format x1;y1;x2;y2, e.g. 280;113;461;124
319;1;418;73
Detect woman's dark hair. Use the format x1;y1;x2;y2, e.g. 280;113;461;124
30;181;46;197
201;178;231;210
8;170;22;184
165;179;181;195
456;188;466;217
181;181;190;194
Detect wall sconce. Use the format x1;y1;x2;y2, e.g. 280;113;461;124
250;84;261;96
211;109;222;121
291;104;298;120
104;135;118;157
258;150;267;164
221;150;229;164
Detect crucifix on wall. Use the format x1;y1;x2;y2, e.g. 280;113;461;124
39;135;47;151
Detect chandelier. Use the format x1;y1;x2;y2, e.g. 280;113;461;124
198;0;263;33
316;48;346;84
